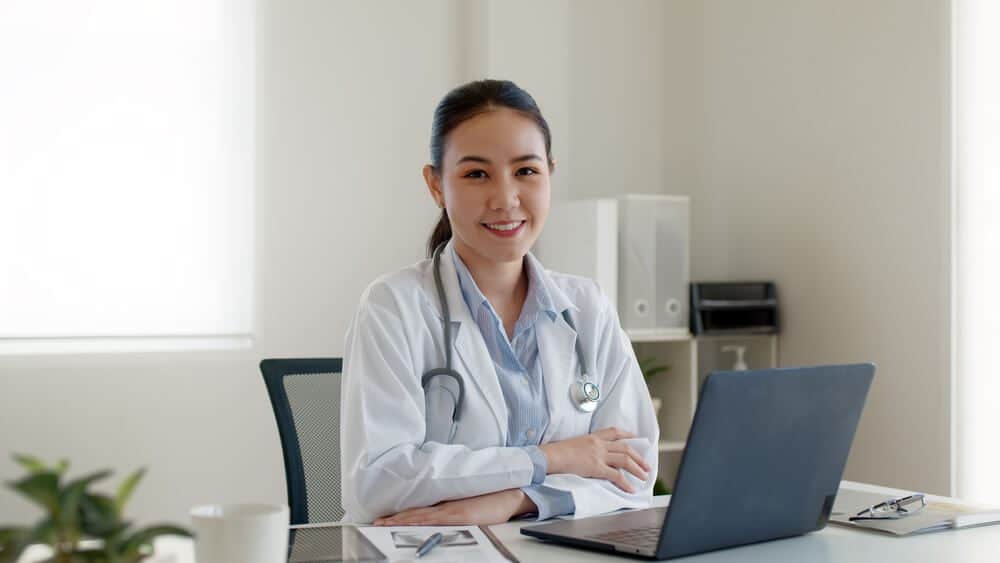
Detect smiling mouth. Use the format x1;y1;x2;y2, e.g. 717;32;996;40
481;220;526;236
482;220;525;231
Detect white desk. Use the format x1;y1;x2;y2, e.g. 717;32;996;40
20;481;1000;562
484;481;1000;563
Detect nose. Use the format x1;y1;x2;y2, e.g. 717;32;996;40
487;174;520;211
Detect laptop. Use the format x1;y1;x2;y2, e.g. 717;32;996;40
521;363;875;560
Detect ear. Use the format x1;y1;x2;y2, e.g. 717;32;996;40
423;164;445;208
549;157;557;175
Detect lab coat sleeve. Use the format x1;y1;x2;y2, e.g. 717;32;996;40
340;285;536;523
539;285;660;519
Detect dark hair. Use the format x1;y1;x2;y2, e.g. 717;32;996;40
425;79;553;257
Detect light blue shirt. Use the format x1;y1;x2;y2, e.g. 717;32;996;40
452;249;576;520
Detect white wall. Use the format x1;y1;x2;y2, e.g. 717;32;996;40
690;0;952;494
0;0;954;526
567;0;701;202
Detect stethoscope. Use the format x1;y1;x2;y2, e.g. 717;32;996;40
421;243;600;442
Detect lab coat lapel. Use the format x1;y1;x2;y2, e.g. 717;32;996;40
537;311;580;423
422;241;508;441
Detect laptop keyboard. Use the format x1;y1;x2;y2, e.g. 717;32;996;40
591;526;661;548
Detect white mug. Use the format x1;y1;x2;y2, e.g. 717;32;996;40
190;503;289;563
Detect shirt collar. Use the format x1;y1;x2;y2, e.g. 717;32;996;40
451;248;573;333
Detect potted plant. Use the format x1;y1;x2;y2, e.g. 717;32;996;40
0;455;190;563
638;356;670;415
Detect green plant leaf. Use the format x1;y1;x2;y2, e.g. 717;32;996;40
60;470;113;531
113;468;145;516
53;459;70;476
27;518;57;548
638;357;670;380
0;519;55;563
0;526;30;563
11;454;48;474
653;478;672;496
7;472;61;513
644;365;670;378
0;527;27;543
117;525;190;557
69;547;115;562
79;493;124;538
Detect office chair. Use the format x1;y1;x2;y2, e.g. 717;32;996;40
261;358;344;525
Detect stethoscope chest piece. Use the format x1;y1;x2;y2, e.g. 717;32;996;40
427;241;601;423
570;379;600;413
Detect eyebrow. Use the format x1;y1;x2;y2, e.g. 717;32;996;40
455;154;544;165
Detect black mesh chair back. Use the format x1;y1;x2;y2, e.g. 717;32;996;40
261;358;344;525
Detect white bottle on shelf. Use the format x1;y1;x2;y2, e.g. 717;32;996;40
721;345;749;371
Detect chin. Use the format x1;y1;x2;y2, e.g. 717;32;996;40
474;238;534;264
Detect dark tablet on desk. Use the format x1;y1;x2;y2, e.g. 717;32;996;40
288;525;386;563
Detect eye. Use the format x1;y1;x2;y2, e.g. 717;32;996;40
463;169;487;179
516;167;539;176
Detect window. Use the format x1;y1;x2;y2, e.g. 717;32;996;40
0;0;254;353
955;0;1000;502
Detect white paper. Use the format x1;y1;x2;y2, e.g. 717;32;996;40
830;489;1000;536
357;526;509;563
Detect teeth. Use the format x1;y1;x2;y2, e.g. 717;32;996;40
486;222;522;231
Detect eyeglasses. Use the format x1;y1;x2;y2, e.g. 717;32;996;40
849;494;926;521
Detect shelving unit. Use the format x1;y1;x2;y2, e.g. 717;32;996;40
629;331;779;489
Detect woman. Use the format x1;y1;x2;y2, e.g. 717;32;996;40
341;79;658;525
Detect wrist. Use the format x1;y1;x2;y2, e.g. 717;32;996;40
510;489;536;517
538;443;559;474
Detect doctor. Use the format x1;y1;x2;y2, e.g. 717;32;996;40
341;79;659;525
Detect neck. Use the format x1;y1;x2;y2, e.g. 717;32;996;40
452;241;528;307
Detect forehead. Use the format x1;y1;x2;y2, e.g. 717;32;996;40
443;107;546;165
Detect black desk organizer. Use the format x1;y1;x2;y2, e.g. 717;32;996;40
690;282;779;335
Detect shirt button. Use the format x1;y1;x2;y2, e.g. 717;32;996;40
526;429;536;440
521;376;530;385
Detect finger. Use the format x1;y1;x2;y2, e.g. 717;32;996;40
607;442;652;472
606;452;649;482
593;426;636;441
603;466;636;494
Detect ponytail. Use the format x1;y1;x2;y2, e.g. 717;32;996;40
427;209;452;258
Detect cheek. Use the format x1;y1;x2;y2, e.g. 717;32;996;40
525;184;551;222
444;189;484;223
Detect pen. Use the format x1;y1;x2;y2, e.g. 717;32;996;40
416;532;444;558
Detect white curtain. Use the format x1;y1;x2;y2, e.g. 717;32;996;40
0;0;254;352
955;0;1000;503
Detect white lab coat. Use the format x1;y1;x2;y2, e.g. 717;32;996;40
340;240;659;523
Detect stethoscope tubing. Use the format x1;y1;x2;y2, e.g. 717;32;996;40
424;242;599;434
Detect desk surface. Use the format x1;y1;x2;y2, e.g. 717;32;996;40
487;481;1000;563
20;481;1000;562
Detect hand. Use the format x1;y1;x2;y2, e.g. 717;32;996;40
538;427;651;493
372;489;536;526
